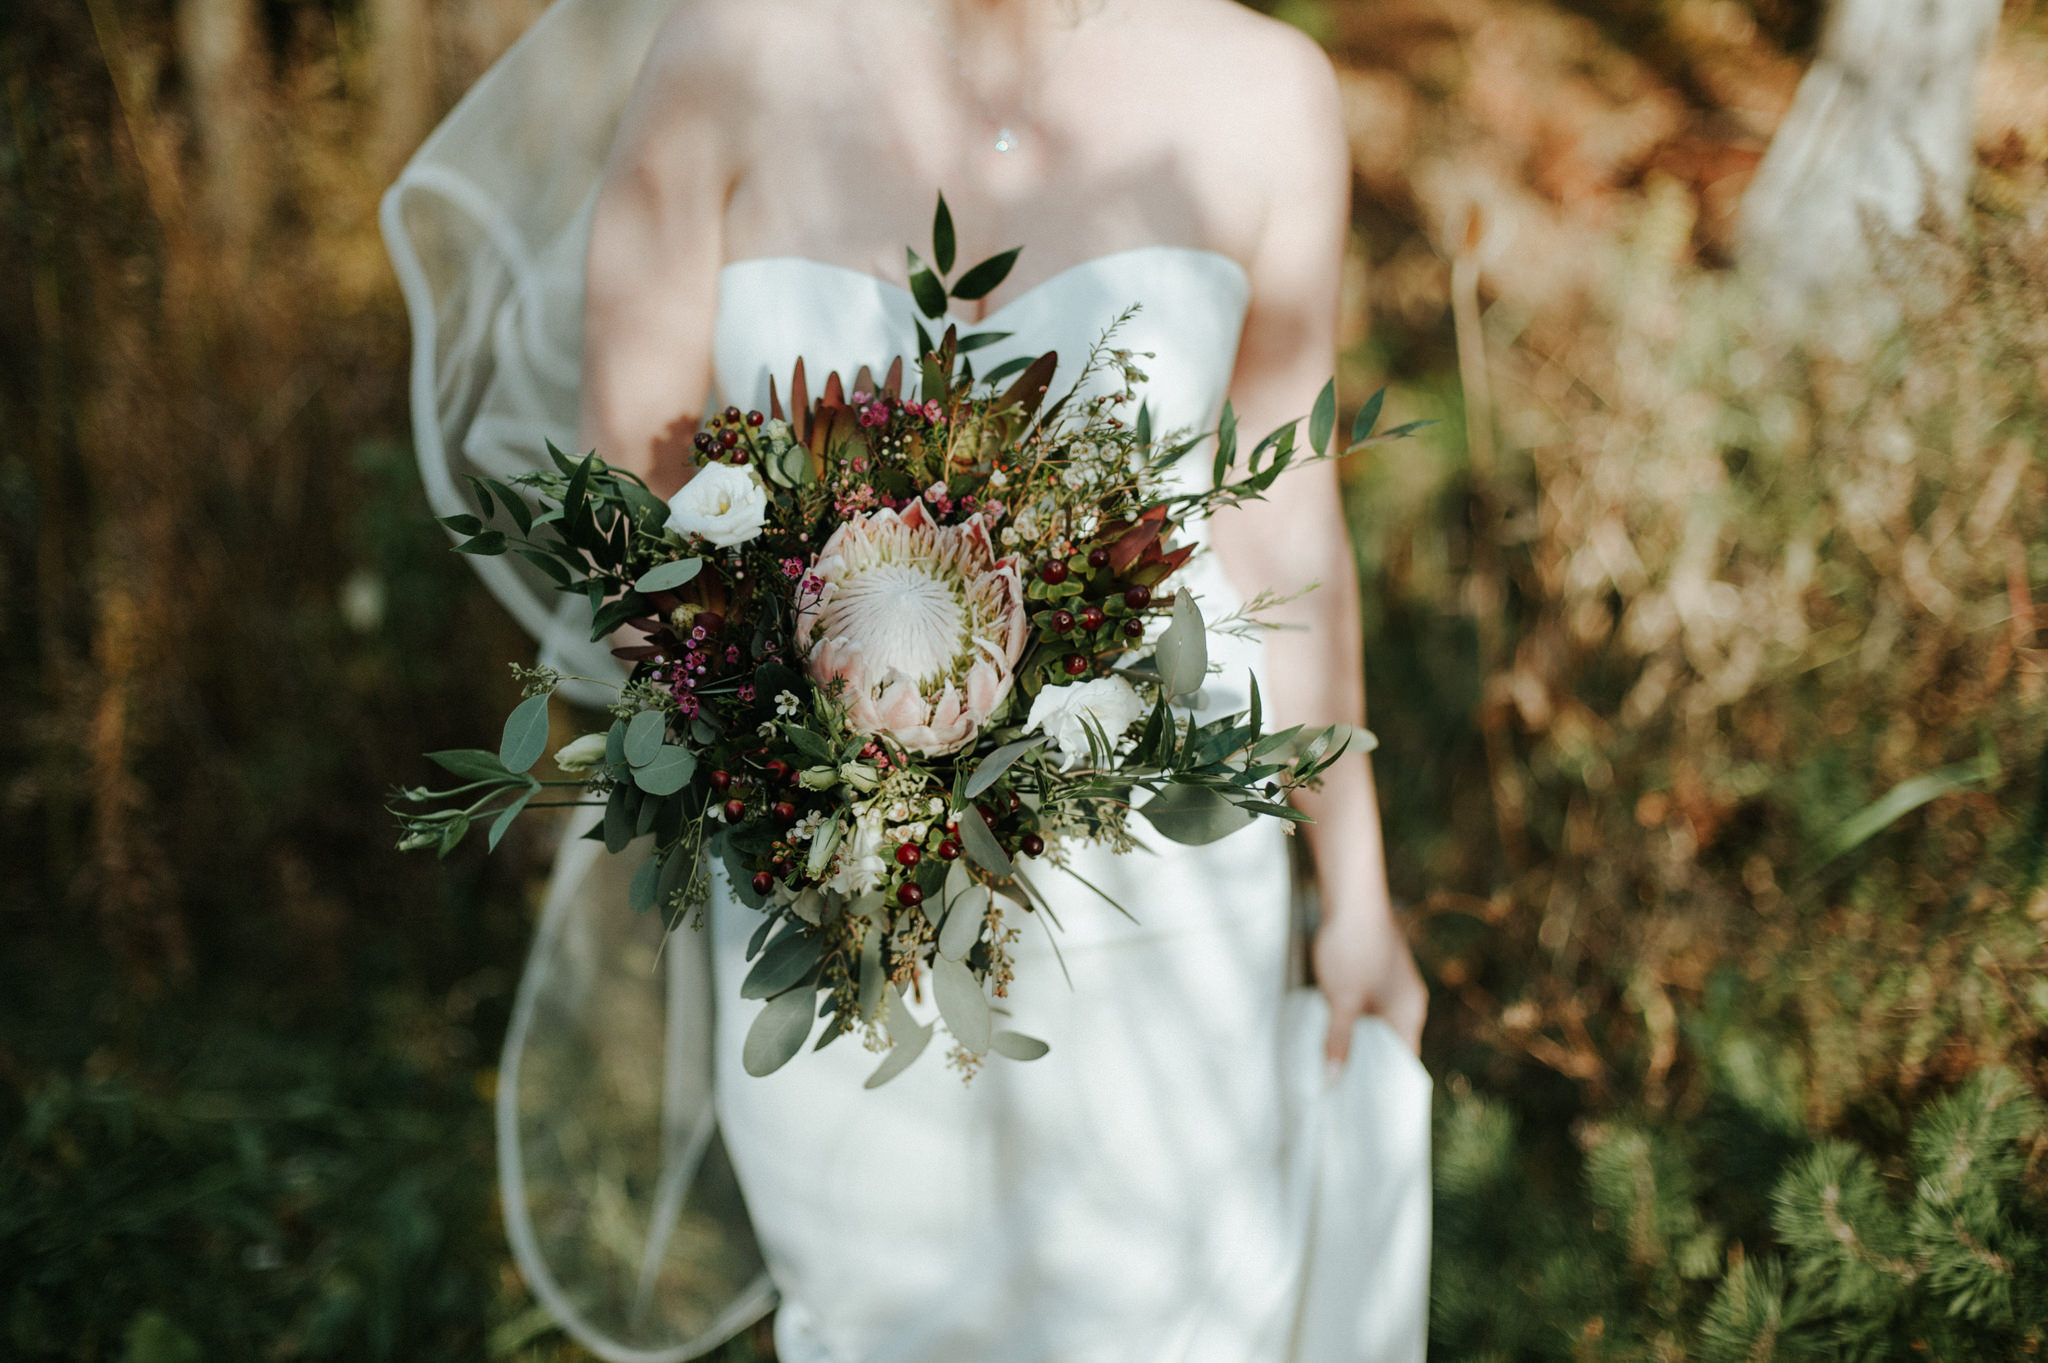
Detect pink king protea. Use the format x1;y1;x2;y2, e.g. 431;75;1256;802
797;501;1029;756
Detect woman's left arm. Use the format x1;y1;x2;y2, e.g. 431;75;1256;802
1206;32;1426;1063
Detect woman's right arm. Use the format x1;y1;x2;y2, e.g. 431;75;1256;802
579;7;748;497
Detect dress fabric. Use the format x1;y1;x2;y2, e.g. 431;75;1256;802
704;250;1433;1363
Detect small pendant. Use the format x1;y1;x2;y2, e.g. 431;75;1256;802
993;126;1017;154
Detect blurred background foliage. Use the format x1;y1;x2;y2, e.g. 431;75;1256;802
3;0;2046;1358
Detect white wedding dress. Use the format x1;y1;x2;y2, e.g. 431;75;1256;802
380;4;1431;1361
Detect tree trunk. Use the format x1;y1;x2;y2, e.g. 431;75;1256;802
175;0;264;269
1738;0;2001;308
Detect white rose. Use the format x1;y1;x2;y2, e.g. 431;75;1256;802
664;461;769;548
1025;676;1148;771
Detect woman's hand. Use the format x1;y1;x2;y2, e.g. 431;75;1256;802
1312;896;1427;1065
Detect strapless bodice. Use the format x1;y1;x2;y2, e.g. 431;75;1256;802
711;246;1250;457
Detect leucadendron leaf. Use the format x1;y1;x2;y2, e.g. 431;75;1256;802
742;987;817;1077
1152;591;1208;699
932;956;992;1054
1139;783;1255;846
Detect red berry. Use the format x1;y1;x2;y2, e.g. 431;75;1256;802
772;801;797;824
719;427;739;448
1020;832;1046;858
1087;546;1110;569
1078;605;1105;631
1007;791;1023;812
724;798;747;822
897;883;924;908
765;759;791;782
976;802;999;828
1050;609;1076;633
724;405;743;423
751;871;775;895
1123;617;1145;639
895;843;922;867
1063;653;1088;676
729;449;749;465
936;839;962;861
1039;560;1069;585
1123;585;1153;610
693;432;716;454
746;410;765;427
709;769;731;791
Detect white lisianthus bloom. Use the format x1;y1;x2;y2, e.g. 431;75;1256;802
1025;676;1148;771
664;461;769;548
553;733;609;772
826;804;889;896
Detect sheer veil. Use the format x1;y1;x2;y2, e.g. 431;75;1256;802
379;1;773;1357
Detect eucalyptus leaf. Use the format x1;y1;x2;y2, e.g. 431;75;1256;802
633;558;702;593
955;803;1013;877
932;956;992;1054
1152;592;1209;699
632;745;696;797
741;987;817;1076
498;694;552;774
655;840;696;907
623;710;666;767
602;783;636;854
1139;783;1255;845
628;854;660;913
791;887;827;926
486;788;536;852
940;884;990;961
742;929;825;999
857;929;884;1022
426;748;514;783
964;735;1048;799
991;1031;1051;1062
863;1018;932;1089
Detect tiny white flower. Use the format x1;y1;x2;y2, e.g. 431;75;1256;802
989;468;1009;488
664;461;769;548
791;811;826;843
757;720;778;739
775;689;801;718
1025;676;1149;771
553;733;609;772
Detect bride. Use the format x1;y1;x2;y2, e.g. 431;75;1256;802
384;0;1431;1359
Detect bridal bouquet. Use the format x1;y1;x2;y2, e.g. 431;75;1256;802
395;199;1424;1085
